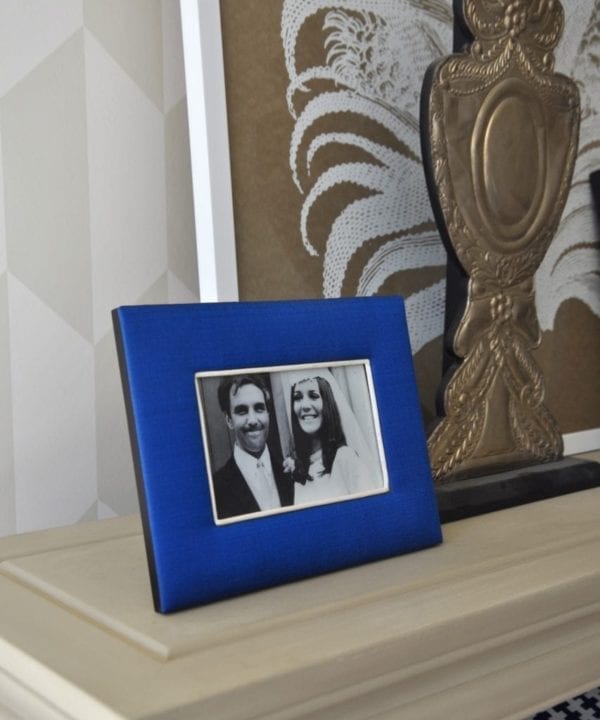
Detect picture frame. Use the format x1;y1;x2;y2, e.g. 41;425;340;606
113;297;442;613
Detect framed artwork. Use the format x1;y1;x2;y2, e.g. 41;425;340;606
179;0;600;456
113;297;442;612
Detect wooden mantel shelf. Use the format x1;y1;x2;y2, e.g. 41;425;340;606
0;488;599;720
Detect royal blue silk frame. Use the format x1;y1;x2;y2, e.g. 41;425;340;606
113;297;442;613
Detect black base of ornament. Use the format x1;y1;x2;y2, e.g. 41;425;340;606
436;457;600;523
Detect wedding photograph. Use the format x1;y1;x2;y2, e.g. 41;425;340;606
196;361;388;523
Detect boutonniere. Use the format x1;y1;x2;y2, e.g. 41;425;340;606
283;455;296;475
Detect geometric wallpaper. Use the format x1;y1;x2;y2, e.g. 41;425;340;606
0;0;199;537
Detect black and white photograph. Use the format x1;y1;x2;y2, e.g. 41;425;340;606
196;361;388;523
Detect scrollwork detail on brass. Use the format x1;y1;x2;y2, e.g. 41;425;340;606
422;0;580;482
443;0;573;95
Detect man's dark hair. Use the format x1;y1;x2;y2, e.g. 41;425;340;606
217;375;271;416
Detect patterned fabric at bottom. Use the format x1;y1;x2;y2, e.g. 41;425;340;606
527;688;600;720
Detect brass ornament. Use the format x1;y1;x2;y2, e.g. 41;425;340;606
421;0;580;483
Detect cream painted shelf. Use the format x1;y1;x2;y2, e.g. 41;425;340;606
0;488;599;720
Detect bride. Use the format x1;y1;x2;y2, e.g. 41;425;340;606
284;369;382;505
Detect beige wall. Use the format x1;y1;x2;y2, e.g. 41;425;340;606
0;0;198;536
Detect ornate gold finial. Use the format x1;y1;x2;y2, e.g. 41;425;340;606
422;0;580;482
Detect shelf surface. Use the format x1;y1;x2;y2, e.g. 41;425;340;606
0;488;599;720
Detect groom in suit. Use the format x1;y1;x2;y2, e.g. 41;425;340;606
213;375;294;520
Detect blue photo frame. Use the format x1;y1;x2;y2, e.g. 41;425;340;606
113;297;442;613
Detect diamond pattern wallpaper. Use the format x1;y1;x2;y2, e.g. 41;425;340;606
0;0;199;537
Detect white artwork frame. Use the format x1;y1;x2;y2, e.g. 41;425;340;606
563;429;600;457
180;0;239;302
178;0;599;456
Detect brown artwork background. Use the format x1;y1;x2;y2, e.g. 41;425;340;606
219;0;600;436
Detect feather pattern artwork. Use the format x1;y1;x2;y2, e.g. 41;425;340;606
281;0;600;356
281;0;451;354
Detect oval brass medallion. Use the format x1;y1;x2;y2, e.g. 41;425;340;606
472;79;546;250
